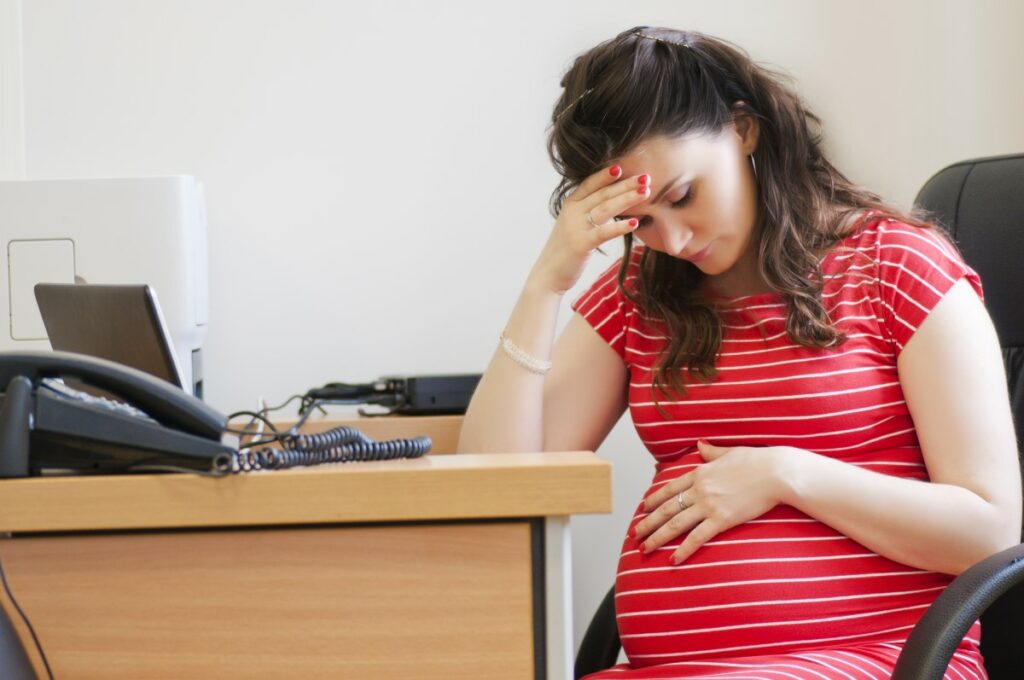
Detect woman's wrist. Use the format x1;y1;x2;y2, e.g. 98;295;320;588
772;446;810;507
522;269;569;301
499;331;552;374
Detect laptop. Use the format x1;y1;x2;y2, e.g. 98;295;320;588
34;283;187;390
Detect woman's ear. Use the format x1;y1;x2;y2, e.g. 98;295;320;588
731;101;760;156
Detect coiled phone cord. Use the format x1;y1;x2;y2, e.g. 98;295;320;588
284;425;372;451
214;425;431;473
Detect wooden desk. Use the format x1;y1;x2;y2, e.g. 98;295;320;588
0;416;611;679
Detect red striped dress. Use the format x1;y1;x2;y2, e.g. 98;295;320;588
572;219;988;679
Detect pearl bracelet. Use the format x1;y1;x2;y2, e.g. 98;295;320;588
499;332;552;375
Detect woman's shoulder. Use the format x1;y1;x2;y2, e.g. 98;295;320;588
825;210;981;298
825;213;959;271
834;213;950;251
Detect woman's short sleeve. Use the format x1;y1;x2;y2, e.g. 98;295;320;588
570;256;634;360
873;220;984;355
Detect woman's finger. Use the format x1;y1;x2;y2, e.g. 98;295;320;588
634;486;694;541
585;186;651;237
639;502;701;554
565;164;624;203
671;520;719;565
643;472;694;512
582;173;650;218
586;216;640;247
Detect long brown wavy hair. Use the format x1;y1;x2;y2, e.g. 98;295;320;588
546;26;939;404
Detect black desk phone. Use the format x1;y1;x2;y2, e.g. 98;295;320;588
0;351;232;477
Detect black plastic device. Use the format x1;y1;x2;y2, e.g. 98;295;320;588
0;351;231;477
380;374;482;415
302;374;481;416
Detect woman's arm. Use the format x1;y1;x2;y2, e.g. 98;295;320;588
780;278;1021;574
457;166;645;454
456;295;628;454
456;279;561;453
637;279;1022;574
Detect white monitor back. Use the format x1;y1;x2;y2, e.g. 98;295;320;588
0;176;209;396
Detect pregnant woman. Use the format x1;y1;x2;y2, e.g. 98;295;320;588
458;26;1020;679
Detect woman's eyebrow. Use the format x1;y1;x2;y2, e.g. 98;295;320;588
651;174;686;204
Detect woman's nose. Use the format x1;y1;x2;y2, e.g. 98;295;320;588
653;219;693;257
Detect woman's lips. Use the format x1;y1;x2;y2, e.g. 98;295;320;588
685;242;712;263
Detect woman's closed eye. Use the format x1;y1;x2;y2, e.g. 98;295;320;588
623;187;694;228
670;188;694;208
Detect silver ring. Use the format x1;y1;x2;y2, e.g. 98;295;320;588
676;492;688;512
585;212;600;227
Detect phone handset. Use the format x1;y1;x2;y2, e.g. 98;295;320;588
0;351;225;438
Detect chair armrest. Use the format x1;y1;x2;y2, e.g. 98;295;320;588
892;543;1024;680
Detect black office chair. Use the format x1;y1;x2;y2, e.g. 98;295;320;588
574;153;1024;680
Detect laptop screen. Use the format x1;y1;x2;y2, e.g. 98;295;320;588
34;283;187;390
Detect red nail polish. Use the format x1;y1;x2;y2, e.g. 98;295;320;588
628;218;638;228
638;174;650;185
609;165;622;177
637;186;648;194
669;555;680;566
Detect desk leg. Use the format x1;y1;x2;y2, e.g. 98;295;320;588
545;516;573;680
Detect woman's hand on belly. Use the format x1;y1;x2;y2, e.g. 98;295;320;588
634;440;794;565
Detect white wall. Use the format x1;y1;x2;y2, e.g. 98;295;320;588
5;0;1024;654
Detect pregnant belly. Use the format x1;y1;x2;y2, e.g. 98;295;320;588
615;505;952;666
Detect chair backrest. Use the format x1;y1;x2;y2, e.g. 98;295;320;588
914;153;1024;680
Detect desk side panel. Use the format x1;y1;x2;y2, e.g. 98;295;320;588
0;523;535;679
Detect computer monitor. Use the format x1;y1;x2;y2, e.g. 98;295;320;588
34;283;189;393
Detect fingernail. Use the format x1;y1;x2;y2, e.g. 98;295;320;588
637;186;648;195
638;174;650;185
639;542;647;554
609;165;622;177
628;218;638;228
669;555;680;566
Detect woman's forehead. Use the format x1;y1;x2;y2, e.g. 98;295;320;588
614;133;718;170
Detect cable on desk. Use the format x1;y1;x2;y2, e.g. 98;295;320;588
225;410;280;435
230;403;374;450
226;394;316;442
213;425;431;473
0;556;54;680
